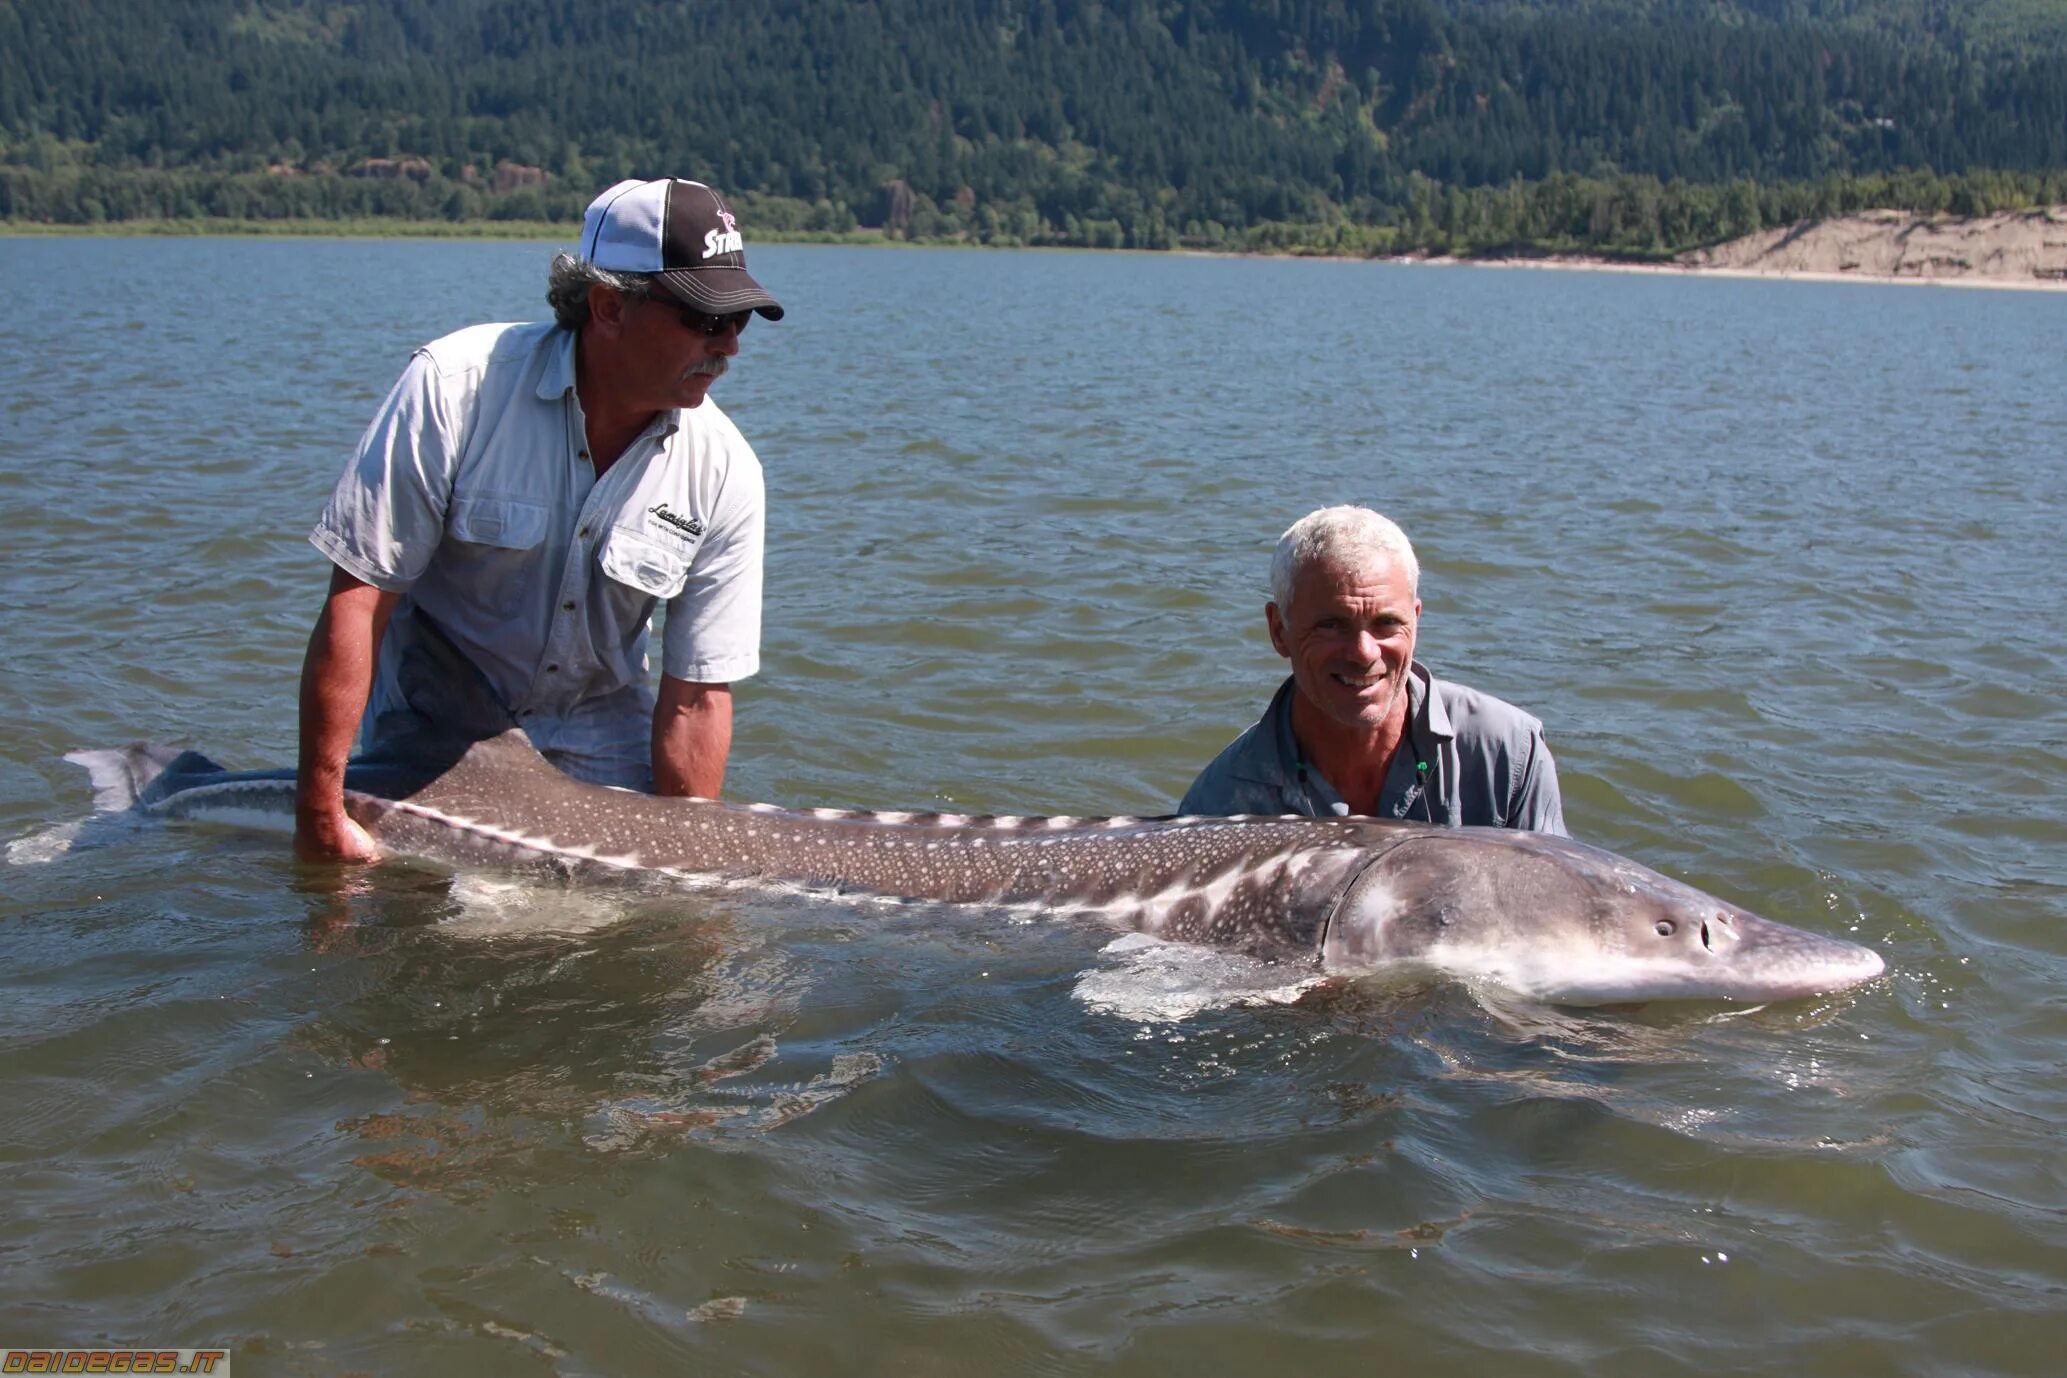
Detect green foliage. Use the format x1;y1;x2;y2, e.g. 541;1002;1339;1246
2;0;2064;254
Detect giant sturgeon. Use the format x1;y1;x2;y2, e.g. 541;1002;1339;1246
64;729;1885;1005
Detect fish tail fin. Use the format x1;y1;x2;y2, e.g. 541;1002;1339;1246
62;744;225;811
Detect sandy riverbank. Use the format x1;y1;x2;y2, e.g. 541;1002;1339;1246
1455;206;2067;290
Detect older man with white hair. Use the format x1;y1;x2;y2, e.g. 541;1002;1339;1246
1180;506;1566;833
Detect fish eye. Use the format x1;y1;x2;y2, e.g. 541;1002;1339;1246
1655;920;1677;937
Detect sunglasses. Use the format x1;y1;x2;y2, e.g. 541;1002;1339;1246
647;295;753;337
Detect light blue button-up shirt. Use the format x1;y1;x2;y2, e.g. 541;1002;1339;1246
312;321;764;788
1178;665;1568;834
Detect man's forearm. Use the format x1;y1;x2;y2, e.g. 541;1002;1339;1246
295;571;396;821
653;678;733;797
296;629;367;820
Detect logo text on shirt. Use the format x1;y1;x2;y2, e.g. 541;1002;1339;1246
649;504;705;540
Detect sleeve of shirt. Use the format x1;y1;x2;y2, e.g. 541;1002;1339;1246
660;449;764;684
1176;765;1225;815
1510;728;1569;836
308;349;461;591
1178;725;1288;816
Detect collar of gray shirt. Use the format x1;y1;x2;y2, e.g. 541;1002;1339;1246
1261;662;1460;823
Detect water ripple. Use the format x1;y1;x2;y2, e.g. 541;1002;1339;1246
1;239;2064;1374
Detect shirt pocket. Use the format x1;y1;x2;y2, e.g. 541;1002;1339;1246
443;495;549;619
448;495;549;550
598;527;691;601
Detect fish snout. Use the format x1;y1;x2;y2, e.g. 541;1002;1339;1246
1696;901;1887;998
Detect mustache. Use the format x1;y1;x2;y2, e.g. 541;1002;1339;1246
688;357;728;380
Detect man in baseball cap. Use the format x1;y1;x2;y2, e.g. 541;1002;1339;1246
295;177;785;862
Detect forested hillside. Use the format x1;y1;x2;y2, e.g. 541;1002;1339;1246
4;0;2065;255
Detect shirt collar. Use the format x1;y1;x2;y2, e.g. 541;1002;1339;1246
1416;663;1455;742
1261;676;1303;785
536;326;578;400
1253;661;1450;782
538;327;684;442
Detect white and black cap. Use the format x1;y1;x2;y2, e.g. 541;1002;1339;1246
579;178;784;320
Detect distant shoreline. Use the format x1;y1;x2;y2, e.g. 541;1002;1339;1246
9;207;2065;291
1391;253;2067;293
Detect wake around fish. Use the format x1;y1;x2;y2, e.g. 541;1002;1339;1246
48;728;1885;1006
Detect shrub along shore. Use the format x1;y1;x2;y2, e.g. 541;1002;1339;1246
7;186;2063;288
7;166;2067;250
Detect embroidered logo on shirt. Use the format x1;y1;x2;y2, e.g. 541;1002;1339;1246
648;504;705;540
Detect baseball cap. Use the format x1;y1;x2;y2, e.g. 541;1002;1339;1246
579;178;785;321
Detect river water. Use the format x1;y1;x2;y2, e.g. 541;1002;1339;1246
1;237;2062;1376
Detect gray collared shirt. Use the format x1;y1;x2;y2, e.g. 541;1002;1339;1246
311;321;764;788
1178;664;1568;834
